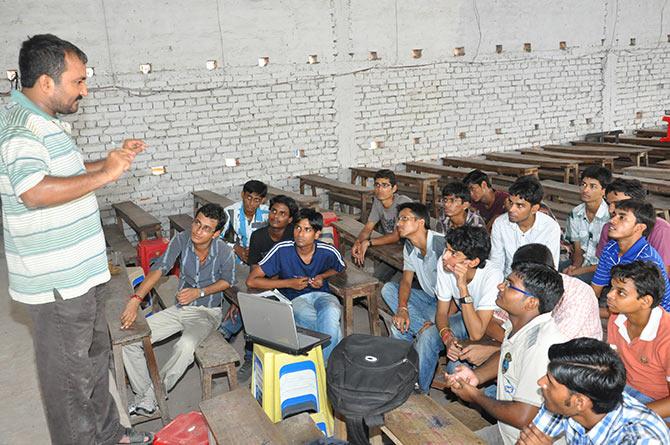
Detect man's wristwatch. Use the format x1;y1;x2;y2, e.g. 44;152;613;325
458;295;474;305
199;289;205;298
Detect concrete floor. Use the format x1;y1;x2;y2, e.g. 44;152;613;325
0;248;488;443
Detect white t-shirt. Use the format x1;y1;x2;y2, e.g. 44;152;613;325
489;211;561;277
497;313;568;445
435;260;502;312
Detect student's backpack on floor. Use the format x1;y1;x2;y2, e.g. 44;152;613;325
326;334;419;445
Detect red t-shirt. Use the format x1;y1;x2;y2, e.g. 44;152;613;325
473;190;509;224
608;307;670;401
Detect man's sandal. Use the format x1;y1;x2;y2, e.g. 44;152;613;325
118;427;154;444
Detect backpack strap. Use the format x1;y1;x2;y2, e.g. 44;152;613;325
345;416;369;445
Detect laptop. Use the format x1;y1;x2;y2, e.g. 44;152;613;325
237;290;330;355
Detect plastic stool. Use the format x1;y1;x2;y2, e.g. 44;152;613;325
251;343;333;436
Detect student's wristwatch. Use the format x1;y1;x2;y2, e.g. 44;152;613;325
199;289;206;298
458;295;474;305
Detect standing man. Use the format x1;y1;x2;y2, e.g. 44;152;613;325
0;35;151;444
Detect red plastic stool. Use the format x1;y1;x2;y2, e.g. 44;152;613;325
153;412;210;445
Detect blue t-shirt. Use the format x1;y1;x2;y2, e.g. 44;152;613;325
259;240;346;300
593;237;670;311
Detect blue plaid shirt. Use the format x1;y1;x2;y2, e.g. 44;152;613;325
151;231;235;308
533;393;670;444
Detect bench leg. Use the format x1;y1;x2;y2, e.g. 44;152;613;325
143;336;171;424
367;288;381;336
201;368;213;401
226;363;239;390
112;344;129;415
344;295;354;337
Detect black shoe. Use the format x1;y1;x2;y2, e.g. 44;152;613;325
237;359;253;382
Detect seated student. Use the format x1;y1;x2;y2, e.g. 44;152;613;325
414;226;502;393
462;169;510;230
518;337;669;445
120;204;234;415
436;181;485;235
381;203;445;349
221;180;270;264
445;262;567;445
220;195;298;381
246;208;345;359
606;261;670;420
562;165;612;283
592;199;670;313
596;178;670;274
490;175;561;276
452;243;603;375
351;169;411;281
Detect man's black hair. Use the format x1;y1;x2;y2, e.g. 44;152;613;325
611;261;666;308
19;34;88;88
511;262;564;314
242;180;268;197
269;195;299;220
581;166;612;189
548;337;626;414
374;169;397;187
605;178;647;201
442;181;472;203
295;208;323;232
509;175;544;206
462;169;492;188
511;243;554;269
445;226;490;269
196;203;227;233
397;202;430;230
614;199;656;237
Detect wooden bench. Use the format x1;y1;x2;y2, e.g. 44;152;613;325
105;264;170;425
299;174;374;221
201;387;323;445
539;180;581;205
657;160;670;168
603;135;670;148
350;167;441;216
564;142;651;166
404;161;496;182
443;156;539;178
636;127;669;138
112;201;162;241
195;332;240;400
484;151;579;184
192;190;235;215
327;191;374;217
334;394;485;444
614;173;670;196
622;166;670;181
102;224;137;265
519;148;616;171
330;261;381;336
266;185;320;208
167;213;193;237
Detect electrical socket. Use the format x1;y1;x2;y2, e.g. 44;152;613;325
86;67;95;78
150;166;167;176
6;70;17;81
206;60;217;70
139;63;152;74
225;158;239;167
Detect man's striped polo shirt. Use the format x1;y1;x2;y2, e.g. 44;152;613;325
0;90;109;304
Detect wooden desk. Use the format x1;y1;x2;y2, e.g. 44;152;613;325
112;201;162;241
657;160;670;168
266;185;319;208
192;190;235;215
331;216;403;271
603;135;670;148
519;148;616;171
540;180;581;205
105;263;170;425
404;161;496;181
484;152;579;184
168;213;193;237
613;173;670;196
102;224;137;265
622;166;670;181
350;167;440;216
201;388;322;444
299;174;374;222
443;156;539;177
564;142;651;166
636;127;668;138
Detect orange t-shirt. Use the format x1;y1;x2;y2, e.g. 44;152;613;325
608;307;670;401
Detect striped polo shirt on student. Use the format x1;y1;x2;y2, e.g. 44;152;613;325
0;90;109;304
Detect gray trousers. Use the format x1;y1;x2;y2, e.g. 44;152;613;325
122;305;222;401
25;285;124;445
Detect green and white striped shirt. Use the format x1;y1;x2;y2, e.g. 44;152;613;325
0;90;109;304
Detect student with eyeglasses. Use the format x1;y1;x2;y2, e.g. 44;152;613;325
351;169;411;281
120;203;235;416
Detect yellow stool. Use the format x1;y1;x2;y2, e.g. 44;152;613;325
251;343;333;436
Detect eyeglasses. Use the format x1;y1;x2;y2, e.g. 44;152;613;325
192;219;215;234
502;278;536;299
438;197;463;206
374;182;393;189
398;215;418;222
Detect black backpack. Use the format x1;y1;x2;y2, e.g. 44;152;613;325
326;334;419;445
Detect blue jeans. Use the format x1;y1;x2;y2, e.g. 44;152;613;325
382;282;439;393
292;291;342;360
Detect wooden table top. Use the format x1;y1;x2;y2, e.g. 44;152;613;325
561;143;652;155
350;166;440;182
192;190;235;209
331;217;403;270
485;152;579;168
405;161;497;179
266;185;319;207
111;201;161;233
105;264;151;346
519;148;616;164
299;174;373;195
636;127;668;138
443;156;539;175
622;166;670;181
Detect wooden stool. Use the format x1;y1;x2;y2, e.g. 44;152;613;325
330;263;381;336
195;332;240;400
